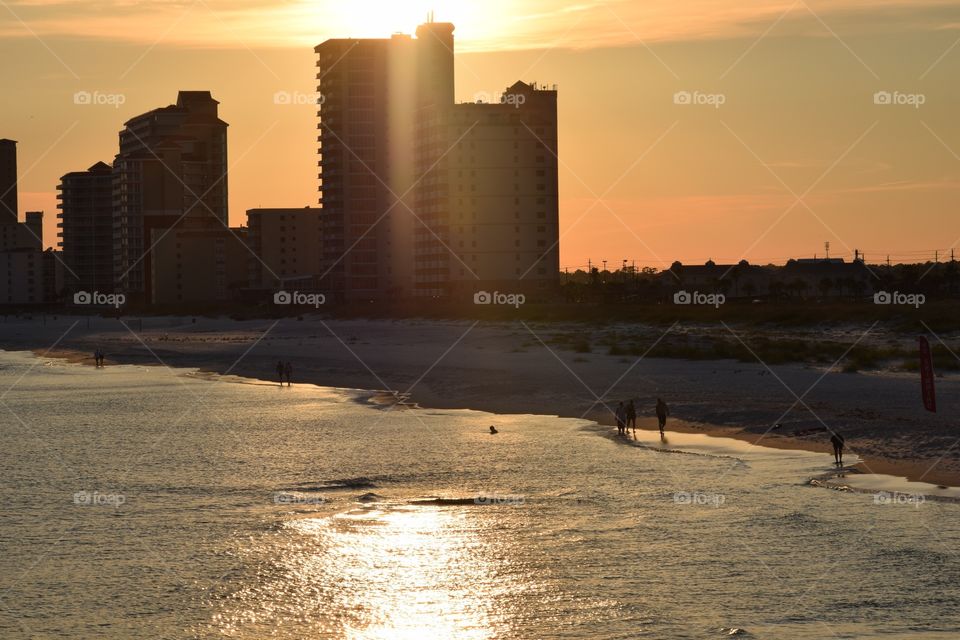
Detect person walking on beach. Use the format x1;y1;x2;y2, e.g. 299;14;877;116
615;402;626;436
275;360;285;386
656;398;669;437
284;361;293;387
626;400;637;435
830;432;845;465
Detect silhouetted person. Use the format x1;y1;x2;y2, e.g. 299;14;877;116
615;401;626;435
626;400;637;435
284;361;293;387
489;425;498;434
276;360;285;386
830;432;845;465
656;398;669;436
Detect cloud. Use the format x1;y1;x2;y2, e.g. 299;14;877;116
1;0;959;50
829;179;960;194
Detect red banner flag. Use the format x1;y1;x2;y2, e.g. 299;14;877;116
918;336;937;413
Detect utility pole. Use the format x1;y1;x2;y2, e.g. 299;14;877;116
825;241;830;260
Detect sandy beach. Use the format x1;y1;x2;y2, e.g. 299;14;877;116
2;313;957;486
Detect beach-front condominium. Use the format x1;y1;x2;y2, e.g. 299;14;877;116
57;161;115;295
112;91;228;303
0;139;17;227
414;82;560;299
0;139;51;304
315;21;559;303
315;21;455;303
246;207;324;292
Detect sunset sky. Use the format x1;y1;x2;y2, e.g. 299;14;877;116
2;0;959;269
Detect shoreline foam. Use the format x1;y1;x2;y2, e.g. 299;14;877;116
11;344;960;495
0;314;954;487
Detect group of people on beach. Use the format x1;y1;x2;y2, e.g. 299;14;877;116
614;398;669;437
275;361;293;387
92;348;105;368
614;400;636;436
613;396;848;468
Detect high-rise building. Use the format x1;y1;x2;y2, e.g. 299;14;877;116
315;21;560;303
0;139;51;304
415;81;559;298
314;21;455;303
113;91;228;303
57;161;115;294
0;140;40;251
0;139;17;226
246;207;324;291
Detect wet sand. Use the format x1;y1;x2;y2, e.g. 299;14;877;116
1;314;957;487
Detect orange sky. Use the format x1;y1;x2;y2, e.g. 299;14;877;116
2;0;959;269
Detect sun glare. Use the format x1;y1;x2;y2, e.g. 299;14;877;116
311;0;488;42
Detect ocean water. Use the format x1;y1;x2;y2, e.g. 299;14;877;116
0;351;958;639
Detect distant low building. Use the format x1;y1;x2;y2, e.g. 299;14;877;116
246;207;323;294
0;246;44;304
779;257;874;297
149;222;248;306
0;211;47;305
667;260;771;298
664;257;874;299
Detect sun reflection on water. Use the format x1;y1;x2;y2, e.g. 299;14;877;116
286;505;502;640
